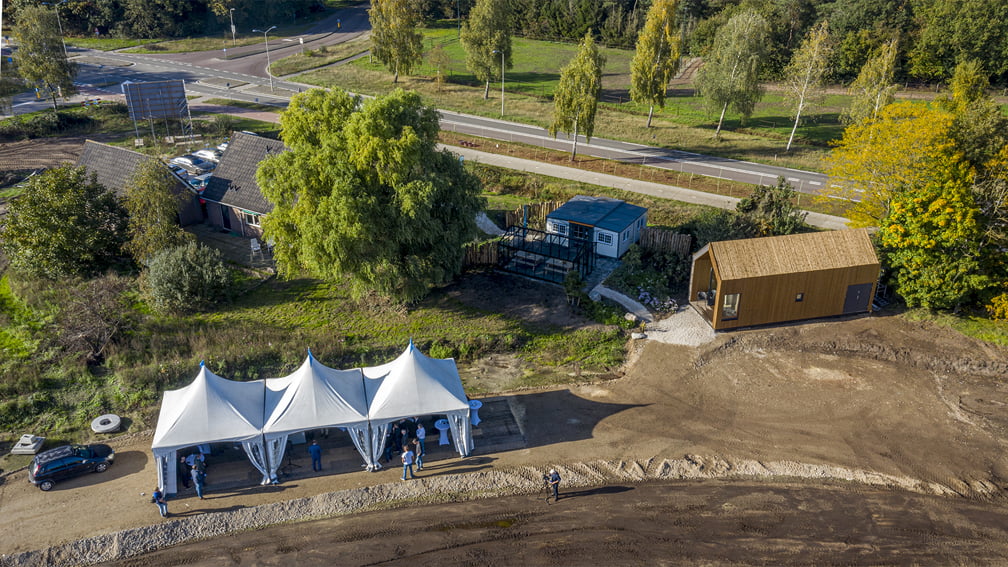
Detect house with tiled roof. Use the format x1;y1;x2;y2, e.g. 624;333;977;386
201;132;285;238
76;140;202;226
689;228;880;330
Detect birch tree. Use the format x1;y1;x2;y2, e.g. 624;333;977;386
842;38;898;124
12;6;77;112
693;9;769;138
629;0;680;128
460;0;512;100
369;0;423;83
550;31;605;161
783;20;833;151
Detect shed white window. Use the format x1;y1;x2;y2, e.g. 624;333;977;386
554;222;568;235
243;212;261;227
722;293;740;320
598;232;613;244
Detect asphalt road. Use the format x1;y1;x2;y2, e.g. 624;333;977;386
9;3;832;197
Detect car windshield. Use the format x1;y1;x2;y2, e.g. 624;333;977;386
73;445;91;458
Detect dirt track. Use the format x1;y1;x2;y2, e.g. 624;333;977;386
2;296;1007;565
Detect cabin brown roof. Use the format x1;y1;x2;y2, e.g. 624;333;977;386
202;132;286;215
710;228;878;281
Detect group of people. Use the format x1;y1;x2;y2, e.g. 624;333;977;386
379;417;427;481
154;451;209;518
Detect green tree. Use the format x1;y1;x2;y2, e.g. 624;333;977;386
909;0;1008;82
879;158;990;310
257;88;486;302
782;20;833;151
143;241;231;314
428;43;450;91
842;38;898;124
549;31;605;161
828;101;958;227
460;0;512;100
939;60;1008;173
694;9;770;138
736;177;808;236
629;0;681;128
12;5;78;112
123;157;193;264
370;0;424;83
0;165;127;279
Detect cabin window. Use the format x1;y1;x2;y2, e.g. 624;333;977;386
795;293;804;302
598;232;613;244
722;293;740;320
242;212;261;227
554;222;568;235
571;223;590;241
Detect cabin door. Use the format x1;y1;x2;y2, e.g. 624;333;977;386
842;283;873;314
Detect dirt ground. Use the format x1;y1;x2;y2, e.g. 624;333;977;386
2;292;1008;564
102;481;1008;566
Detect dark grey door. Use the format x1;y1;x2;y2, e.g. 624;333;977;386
843;283;873;314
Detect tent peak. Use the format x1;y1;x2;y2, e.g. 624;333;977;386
200;360;205;368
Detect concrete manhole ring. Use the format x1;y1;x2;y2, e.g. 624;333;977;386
91;414;121;434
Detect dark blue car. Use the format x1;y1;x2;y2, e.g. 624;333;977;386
28;444;115;491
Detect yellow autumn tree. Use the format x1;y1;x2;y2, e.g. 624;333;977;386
827;101;959;227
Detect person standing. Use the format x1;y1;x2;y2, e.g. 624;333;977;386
308;439;323;471
548;469;561;502
415;422;426;459
177;456;190;489
191;464;206;499
413;435;424;471
152;486;168;517
401;445;416;480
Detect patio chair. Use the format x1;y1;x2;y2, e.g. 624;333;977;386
250;238;263;261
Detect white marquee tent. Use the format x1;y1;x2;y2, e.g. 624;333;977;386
151;363;270;495
261;352;372;481
364;341;474;463
151;343;474;494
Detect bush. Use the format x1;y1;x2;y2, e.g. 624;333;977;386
987;293;1008;321
211;113;237;137
143;242;231;314
605;245;690;313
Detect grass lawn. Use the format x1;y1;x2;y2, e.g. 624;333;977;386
295;28;838;173
270;36;372;76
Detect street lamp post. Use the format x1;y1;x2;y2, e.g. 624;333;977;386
42;0;68;58
252;25;277;93
492;49;504;118
228;8;236;47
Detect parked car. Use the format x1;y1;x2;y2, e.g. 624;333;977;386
168;164;190;179
216;141;229;152
188;172;212;191
28;444;115;491
193;148;222;163
170;155;215;175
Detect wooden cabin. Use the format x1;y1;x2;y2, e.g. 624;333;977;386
689;229;880;330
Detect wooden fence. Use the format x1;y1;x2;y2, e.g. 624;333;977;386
504;201;563;230
639;228;692;257
462;240;500;268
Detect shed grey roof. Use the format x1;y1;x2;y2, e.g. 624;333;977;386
201;132;285;215
547;195;647;232
77;140;189;197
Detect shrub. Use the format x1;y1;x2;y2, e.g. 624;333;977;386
987;293;1008;321
211;113;237;137
143;242;231;314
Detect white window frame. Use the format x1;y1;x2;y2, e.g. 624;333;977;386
598;232;613;245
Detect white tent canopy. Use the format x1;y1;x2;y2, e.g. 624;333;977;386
151;363;268;494
364;341;473;463
262;352;372;479
151;344;474;493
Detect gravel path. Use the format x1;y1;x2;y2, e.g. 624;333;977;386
644;305;717;346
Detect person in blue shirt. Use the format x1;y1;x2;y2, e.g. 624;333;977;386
308;440;323;472
548;469;561;502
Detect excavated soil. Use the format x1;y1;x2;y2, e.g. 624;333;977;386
2;309;1008;566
